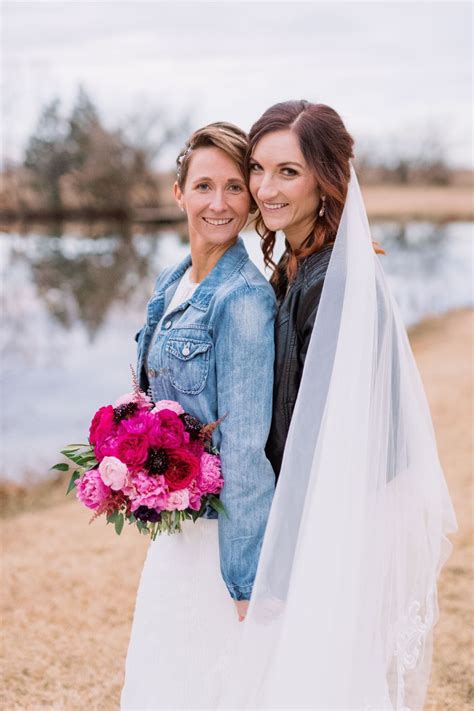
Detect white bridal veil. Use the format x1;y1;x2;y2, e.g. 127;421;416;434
218;168;457;710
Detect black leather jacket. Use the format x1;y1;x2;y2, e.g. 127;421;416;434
266;245;333;477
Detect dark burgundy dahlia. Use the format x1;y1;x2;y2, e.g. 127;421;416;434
113;402;139;424
134;506;162;523
179;412;203;440
145;447;169;475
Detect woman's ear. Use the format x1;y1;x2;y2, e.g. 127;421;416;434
173;182;185;212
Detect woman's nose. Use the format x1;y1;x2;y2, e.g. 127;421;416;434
256;175;278;201
209;190;228;212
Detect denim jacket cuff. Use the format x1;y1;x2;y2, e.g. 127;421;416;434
226;584;253;601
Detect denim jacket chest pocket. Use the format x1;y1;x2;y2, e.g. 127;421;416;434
165;335;212;395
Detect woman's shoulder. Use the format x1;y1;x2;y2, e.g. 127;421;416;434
214;262;276;320
301;244;334;288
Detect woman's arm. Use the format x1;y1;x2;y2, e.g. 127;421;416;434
214;285;276;602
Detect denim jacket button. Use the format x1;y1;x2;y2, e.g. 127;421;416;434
148;367;157;377
182;345;190;356
164;320;172;329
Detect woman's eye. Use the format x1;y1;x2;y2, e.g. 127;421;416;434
249;162;262;172
282;167;298;177
228;184;243;193
196;183;210;191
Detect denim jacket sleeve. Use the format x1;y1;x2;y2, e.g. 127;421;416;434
214;285;276;600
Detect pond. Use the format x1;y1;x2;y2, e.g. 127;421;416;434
1;220;472;482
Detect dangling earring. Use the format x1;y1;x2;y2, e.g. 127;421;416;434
319;195;326;218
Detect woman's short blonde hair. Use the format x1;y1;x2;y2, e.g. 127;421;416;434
176;122;248;189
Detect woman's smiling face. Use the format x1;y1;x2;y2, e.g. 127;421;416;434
174;146;250;248
249;129;320;248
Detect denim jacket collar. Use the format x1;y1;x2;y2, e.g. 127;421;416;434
159;237;249;312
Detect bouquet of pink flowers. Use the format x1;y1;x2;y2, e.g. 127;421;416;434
52;377;225;539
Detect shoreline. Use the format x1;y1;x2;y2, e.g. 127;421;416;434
0;185;473;225
0;307;471;503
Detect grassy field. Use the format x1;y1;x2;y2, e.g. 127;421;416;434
1;310;472;710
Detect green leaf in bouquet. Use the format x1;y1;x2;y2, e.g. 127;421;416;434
51;462;70;472
61;448;80;456
128;513;136;524
66;470;81;495
115;513;124;535
106;511;119;525
208;495;229;518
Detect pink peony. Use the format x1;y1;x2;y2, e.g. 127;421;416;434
89;406;116;446
198;453;224;495
114;390;153;409
152;400;185;416
113;391;137;408
98;456;128;491
188;481;203;511
165;488;190;511
156;409;187;449
117;432;149;468
129;471;169;512
76;469;111;510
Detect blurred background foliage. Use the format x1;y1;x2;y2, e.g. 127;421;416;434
0;84;469;221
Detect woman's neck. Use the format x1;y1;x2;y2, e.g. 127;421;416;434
188;234;238;283
283;215;316;252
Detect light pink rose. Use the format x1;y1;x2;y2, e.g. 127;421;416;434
76;469;110;510
197;453;224;495
129;471;169;512
165;488;190;511
99;456;128;491
152;400;185;416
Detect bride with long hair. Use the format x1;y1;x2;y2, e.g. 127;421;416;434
218;101;457;710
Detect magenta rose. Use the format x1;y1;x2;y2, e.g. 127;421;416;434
156;409;187;449
197;453;224;495
119;410;153;436
89;405;115;446
76;469;111;510
146;416;163;448
164;448;200;492
117;432;149;468
94;434;120;461
129;471;169;512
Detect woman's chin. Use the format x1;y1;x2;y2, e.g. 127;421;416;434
261;217;287;233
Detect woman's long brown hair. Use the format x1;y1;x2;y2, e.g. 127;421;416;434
247;101;378;298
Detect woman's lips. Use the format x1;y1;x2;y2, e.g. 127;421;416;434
202;217;233;225
261;202;289;211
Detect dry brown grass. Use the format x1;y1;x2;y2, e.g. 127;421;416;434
1;310;472;710
360;184;474;221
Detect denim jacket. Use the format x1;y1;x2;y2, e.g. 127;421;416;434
135;237;276;600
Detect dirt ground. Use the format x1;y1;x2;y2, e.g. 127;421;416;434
1;310;472;710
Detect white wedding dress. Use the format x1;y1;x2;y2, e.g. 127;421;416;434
121;518;241;710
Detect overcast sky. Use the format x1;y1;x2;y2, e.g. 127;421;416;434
2;0;473;167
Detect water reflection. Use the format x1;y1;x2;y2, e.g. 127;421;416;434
1;220;472;482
